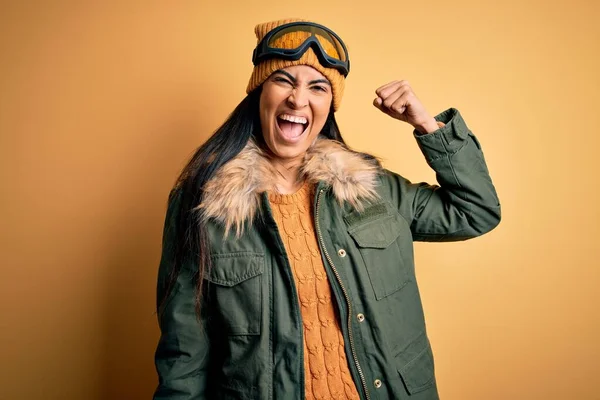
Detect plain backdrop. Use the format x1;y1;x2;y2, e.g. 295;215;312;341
1;1;599;399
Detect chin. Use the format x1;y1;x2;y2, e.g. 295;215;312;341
270;141;310;161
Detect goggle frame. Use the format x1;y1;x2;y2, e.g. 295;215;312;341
252;22;350;77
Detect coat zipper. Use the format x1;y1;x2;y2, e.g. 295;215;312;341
315;189;371;400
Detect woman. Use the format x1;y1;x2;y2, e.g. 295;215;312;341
153;18;501;400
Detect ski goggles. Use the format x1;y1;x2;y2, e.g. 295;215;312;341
252;22;350;77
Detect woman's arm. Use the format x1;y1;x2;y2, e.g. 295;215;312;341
373;80;501;241
153;192;211;399
384;107;502;241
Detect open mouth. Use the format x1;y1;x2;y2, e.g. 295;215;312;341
276;114;309;142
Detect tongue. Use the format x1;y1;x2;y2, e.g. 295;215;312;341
279;120;305;138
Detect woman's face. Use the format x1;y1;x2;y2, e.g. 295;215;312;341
259;65;333;163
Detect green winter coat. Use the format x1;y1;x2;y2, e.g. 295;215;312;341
153;108;501;400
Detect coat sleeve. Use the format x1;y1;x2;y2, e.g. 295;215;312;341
153;190;211;399
382;108;501;242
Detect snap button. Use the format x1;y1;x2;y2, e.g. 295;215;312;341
357;313;365;322
337;249;347;257
374;379;382;388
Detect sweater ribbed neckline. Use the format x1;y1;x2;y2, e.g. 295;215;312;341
268;180;313;205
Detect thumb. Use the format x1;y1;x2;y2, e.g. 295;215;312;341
373;97;383;110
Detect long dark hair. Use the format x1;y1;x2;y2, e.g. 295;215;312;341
158;86;380;318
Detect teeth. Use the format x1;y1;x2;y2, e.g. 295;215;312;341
279;114;308;125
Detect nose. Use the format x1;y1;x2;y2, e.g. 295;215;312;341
287;87;309;109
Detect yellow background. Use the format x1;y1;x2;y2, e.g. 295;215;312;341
1;1;599;399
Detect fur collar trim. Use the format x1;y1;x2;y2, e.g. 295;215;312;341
196;138;381;237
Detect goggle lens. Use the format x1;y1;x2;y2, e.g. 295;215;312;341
266;25;347;62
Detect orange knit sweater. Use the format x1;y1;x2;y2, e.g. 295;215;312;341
268;181;360;400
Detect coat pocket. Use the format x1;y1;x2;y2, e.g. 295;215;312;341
396;333;436;395
347;212;410;300
205;252;264;335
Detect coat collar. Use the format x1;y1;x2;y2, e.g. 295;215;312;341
196;137;381;237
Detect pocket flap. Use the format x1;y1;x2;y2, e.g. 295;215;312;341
348;214;403;248
397;335;436;394
205;252;264;286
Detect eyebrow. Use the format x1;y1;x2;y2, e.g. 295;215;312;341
273;70;332;86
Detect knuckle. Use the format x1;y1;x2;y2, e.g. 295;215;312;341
379;85;390;93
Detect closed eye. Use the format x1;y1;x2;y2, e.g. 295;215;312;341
273;77;293;86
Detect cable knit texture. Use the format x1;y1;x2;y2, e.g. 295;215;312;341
268;181;360;400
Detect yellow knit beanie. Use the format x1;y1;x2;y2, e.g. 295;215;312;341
246;18;346;111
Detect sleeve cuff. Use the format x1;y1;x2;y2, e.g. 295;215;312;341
412;108;472;160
